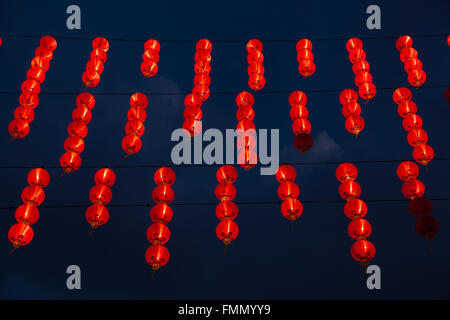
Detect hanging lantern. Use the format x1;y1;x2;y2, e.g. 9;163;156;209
339;89;358;105
401;179;425;200
19;92;39;109
216;165;237;184
76;92;96;109
15;204;40;225
64;136;85;154
85;204;110;228
393;87;412;104
409;197;433;218
60;151;82;173
215;182;237;201
141;39;160;77
146;223;171;245
145;245;170;271
276;166;303;223
89;184;113;205
339;180;362;201
402;114;423;132
27;168;50;188
277;181;300;200
21;185;45;206
8;223;34;248
216;200;239;220
122;134;142;156
154;167;176;186
94;168;117;187
275;165;297;183
68;121;88;139
396;161;419;181
344;199;368;220
397;100;418;117
280;198;303;221
396;35;426;87
407;128;428;147
348;219;372;240
413;144;434;165
351;240;376;266
294;134;313;152
296;39;315;77
415;216;439;240
336;163;358;182
152;185;175;204
247;39;265;90
150;204;173;224
216;219;239;245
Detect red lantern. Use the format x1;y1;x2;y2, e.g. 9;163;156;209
396;36;413;51
147;223;171;245
141;60;158;77
400;47;418;62
402;114;423;132
21;79;41;95
349;48;366;63
354;71;373;87
27;168;50;188
339;89;358;105
215;183;237;201
409;197;433;218
92;37;110;52
397;100;418;118
346;38;363;52
185;93;203;108
415;216;439;240
122;134;142;155
182;118;202;137
289;105;309;120
413;144;434;165
404;58;422;73
236;105;255;121
216;165;237;184
298;60;316;77
336;163;358;182
280;198;303;221
184;106;203;120
26;67;46;84
145;39;161;52
248;73;266;90
94;168;116;187
19;92;39;109
85;204;110;228
348;219;372;240
72;106;92;124
125;120;145;137
60;152;82;173
21;185;45;206
31;56;50;72
344;199;368;220
345;115;365;135
150;204;173;224
358;82;376;101
82;69;100;87
247;39;265;90
247;39;263;52
14;106;35;124
351;240;376;266
342;102;361;118
289;91;308;107
86;59;104;75
296;39;312;51
68;121;88;138
407;128;428;147
237;149;258;170
194;73;211;86
408;69;427;87
89;184;113;205
76;92;96;109
90;48;107;63
277;181;300;200
128;107;147;122
216;219;239;245
154;167;176;186
35;46;53;60
236;119;256;132
152;185;175;204
294;133;313;152
15;204;40;225
352;60;370;74
236;91;255;108
40;36;57;51
401;179;425;200
130;93;149;109
216;201;239;220
393;87;412;104
396;161;419;181
275;165;297;183
145;245;170;270
8;223;34;248
64;136;85;154
292;118;312;134
338;180;361;201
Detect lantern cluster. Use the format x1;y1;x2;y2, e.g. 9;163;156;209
86;168;116;230
182;39;212;137
336;163;376;267
8;36;57;140
275;165;303;223
122;93;149;157
289;90;312;136
396;161;439;244
247;39;265;90
8;168;50;250
141;39;160;77
215;165;239;247
346;38;376;102
393;87;435;166
59;93;96;174
296;39;316;78
82;37;109;87
235;91;258;170
395;36;426;87
339;88;365;136
146;167;176;272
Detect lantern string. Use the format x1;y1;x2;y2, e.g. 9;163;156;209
0;33;447;43
0;157;449;170
1;197;450;211
0;85;448;96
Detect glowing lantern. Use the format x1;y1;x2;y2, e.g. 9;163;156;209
60;151;82;173
393;87;412;104
216;201;239;220
145;245;170;271
401;179;425;200
152;185;175;204
351;240;376;266
216;165;237;184
122;134;142;155
27;168;50;188
281;198;303;221
150;204;173;224
275;165;297;183
147;223;171;245
89;184;113;205
94;168;116;187
402;114;423;132
64;136;85;154
338;180;361;201
336;163;358;182
396;161;419;181
15;204;40;225
415;216;439;240
409;197;433;218
154;167;176;186
344;199;368;220
348;219;372;240
216;219;239;245
294;133;313;152
14;106;35;123
413;144;434;165
8;223;34;248
86;204;110;228
407;128;428;147
215;183;237;201
76;92;96;109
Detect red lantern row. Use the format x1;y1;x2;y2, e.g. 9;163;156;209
236;91;257;170
59;92;96;174
8;36;57;140
396;161;439;244
247;39;265;90
141;39;160;77
182;39;212;137
215;165;239;246
296;39;316;78
289;91;312;135
346;38;376;102
86;168;116;230
395;36;426;87
122;93;149;157
82;37;109;87
336;163;376;267
275;165;303;222
339;88;365;136
146;167;176;272
393;87;435;166
8;168;51;250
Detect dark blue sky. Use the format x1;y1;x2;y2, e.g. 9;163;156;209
0;0;449;299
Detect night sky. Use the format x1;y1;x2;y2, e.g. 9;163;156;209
0;0;449;299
